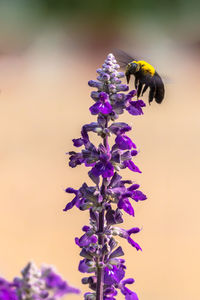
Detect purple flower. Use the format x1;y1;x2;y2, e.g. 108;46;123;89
128;184;147;202
43;269;80;296
112;227;142;251
109;122;131;135
72;138;85;147
120;279;139;300
91;161;114;178
115;135;136;150
0;278;17;300
89;92;112;115
78;259;95;274
68;151;84;168
63;188;79;211
76;233;98;247
104;265;125;285
123;160;141;173
118;197;134;216
12;262;80;300
126;100;146;116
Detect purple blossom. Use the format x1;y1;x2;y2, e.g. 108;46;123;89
123;160;142;173
115;135;136;150
1;262;80;300
72;138;84;147
91;161;114;178
104;265;125;285
118;197;135;216
126;100;146;116
109;123;131;135
128;184;147;201
111;227;142;251
63;188;79;211
90;92;113;115
0;278;17;300
65;53;147;299
43;268;80;297
120;279;139;300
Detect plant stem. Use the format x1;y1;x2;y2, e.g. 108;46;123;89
96;117;109;300
96;209;104;300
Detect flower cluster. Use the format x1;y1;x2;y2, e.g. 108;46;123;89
0;262;80;300
64;54;147;300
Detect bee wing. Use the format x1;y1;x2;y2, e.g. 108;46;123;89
154;72;165;103
113;49;136;68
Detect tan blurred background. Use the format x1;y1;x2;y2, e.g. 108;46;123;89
0;0;200;299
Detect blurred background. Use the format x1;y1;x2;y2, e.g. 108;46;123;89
0;0;200;299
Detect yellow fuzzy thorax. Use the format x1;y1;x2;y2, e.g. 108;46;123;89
133;60;155;76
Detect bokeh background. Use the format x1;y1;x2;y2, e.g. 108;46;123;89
0;0;200;299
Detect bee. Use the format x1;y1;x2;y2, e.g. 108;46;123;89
115;50;165;104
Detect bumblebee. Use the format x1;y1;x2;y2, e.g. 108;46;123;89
115;50;165;104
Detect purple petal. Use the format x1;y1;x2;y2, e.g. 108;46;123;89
127;100;146;116
125;292;139;300
91;161;114;178
127;237;142;251
125;90;137;99
128;184;140;191
89;102;101;115
99;101;113;114
65;187;77;194
124;160;141;173
72;138;84;147
132;190;147;201
82;225;90;232
99;91;109;101
102;162;114;178
127;228;140;235
131;150;138;156
109;123;132;135
115;135;136;150
63;196;78;211
104;266;125;285
89;101;112;115
118;198;134;216
78;260;89;273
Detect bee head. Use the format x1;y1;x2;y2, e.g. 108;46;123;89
125;62;140;83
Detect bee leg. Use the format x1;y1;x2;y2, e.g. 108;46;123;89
148;85;155;105
142;84;148;96
135;77;139;89
137;82;143;99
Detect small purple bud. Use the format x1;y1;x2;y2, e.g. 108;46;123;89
110;93;125;101
90;91;100;100
108;84;117;93
128;184;140;191
116;84;129;92
102;73;110;81
88;80;103;90
82;226;90;232
131;149;138;156
73;138;84;147
127;227;140;235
